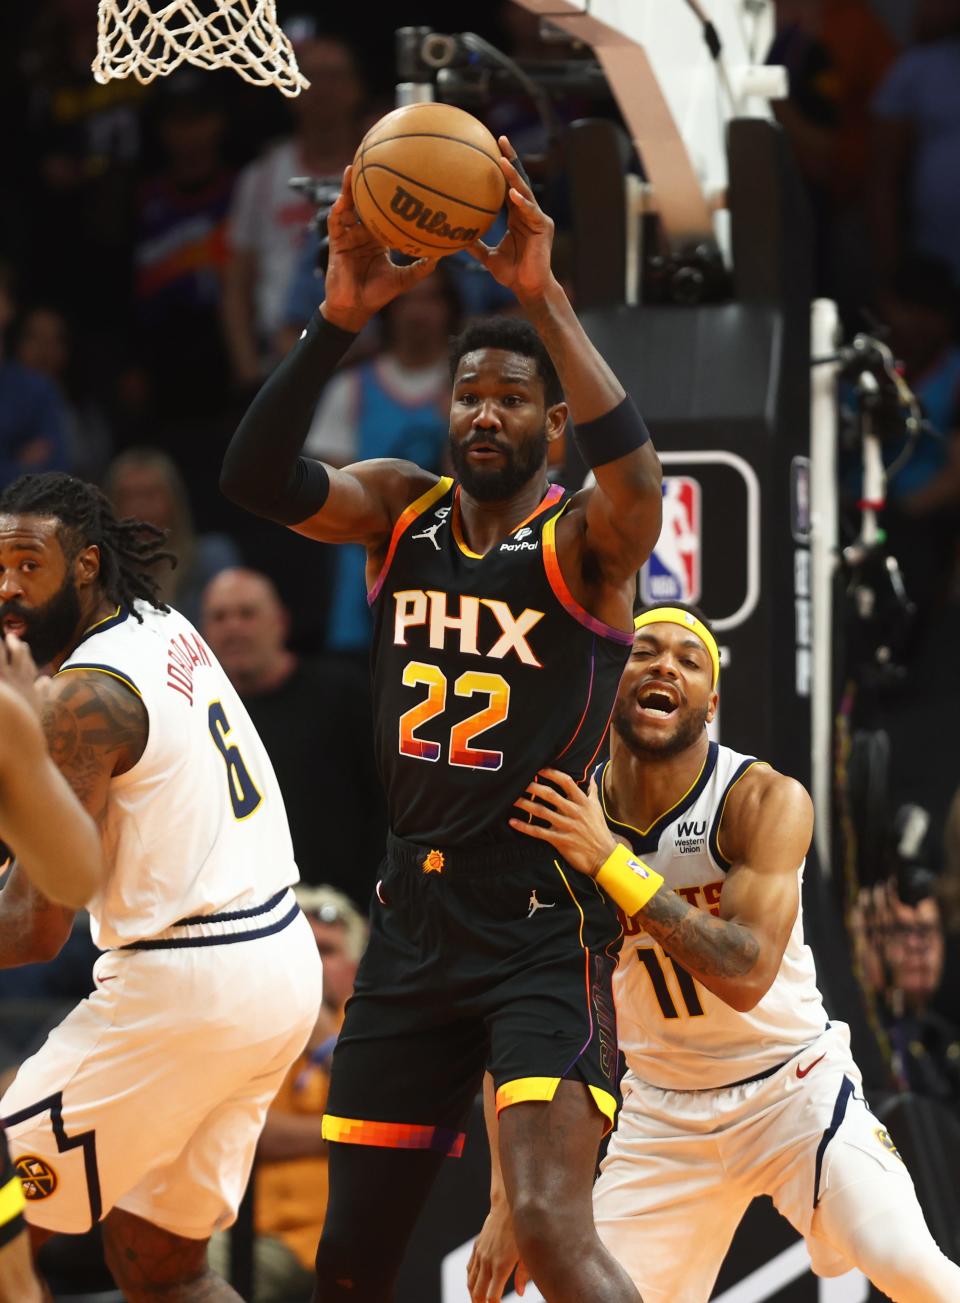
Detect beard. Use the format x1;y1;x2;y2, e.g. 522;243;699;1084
449;428;548;502
612;696;710;760
4;573;82;667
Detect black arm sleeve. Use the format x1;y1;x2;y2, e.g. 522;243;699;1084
219;312;359;525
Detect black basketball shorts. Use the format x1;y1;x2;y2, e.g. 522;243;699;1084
322;833;623;1158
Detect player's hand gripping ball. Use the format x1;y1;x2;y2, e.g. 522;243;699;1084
351;102;507;259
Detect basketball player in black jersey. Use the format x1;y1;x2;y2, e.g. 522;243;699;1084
222;135;662;1302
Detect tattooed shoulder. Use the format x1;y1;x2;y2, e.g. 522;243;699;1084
42;671;149;782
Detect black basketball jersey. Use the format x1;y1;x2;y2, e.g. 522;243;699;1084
369;476;633;846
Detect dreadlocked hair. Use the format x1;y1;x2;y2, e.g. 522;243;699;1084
0;472;177;620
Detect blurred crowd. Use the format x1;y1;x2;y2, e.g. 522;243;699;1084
1;0;960;1294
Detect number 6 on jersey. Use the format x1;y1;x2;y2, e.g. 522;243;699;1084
208;700;263;819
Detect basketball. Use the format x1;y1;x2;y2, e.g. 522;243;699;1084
351;102;508;259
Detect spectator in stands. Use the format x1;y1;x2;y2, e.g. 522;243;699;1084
303;266;460;657
871;258;960;604
200;568;386;904
209;885;366;1302
944;785;960;934
877;868;960;1111
769;0;898;318
132;69;236;429
20;0;145;377
0;264;70;489
13;303;112;482
103;448;240;627
221;27;367;389
871;0;960;290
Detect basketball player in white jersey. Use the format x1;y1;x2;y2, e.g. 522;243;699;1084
0;472;322;1301
0;632;104;1303
469;605;960;1303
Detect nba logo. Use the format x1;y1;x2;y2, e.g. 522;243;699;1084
640;477;701;604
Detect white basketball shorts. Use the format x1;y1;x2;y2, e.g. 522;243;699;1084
594;1022;917;1303
1;889;322;1239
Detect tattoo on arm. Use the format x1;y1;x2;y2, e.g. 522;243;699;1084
41;674;148;815
640;889;760;979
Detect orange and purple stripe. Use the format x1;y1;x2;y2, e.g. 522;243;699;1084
368;477;453;604
542;512;633;644
322;1114;466;1158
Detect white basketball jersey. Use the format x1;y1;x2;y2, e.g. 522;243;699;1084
58;602;299;948
601;742;828;1090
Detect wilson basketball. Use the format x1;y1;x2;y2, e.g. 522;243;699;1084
351;102;507;259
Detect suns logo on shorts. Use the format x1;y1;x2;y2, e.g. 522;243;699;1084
14;1155;57;1200
422;849;445;874
874;1127;904;1163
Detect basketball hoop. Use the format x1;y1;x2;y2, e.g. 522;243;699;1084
93;0;309;98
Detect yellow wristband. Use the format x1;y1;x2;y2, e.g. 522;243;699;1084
595;844;664;916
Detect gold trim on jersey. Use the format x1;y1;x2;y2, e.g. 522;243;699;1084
711;759;763;867
82;605;122;636
55;664;142;699
367;477;453;603
599;748;711;838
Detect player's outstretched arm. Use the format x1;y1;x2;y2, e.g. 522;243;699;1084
220;164;439;546
513;767;812;1012
0;687;102;912
0;633;103;909
0;667;147;968
469;139;662;581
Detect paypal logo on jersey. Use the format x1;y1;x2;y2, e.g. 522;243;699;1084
641;476;701;604
500;525;538;554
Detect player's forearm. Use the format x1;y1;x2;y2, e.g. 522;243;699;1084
257;1110;326;1161
519;279;624;423
0;863;73;968
522;280;660;509
482;1072;508;1208
638;889;765;1012
220;313;357;524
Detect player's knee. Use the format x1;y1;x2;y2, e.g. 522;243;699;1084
314;1227;395;1301
511;1188;587;1267
102;1210;208;1296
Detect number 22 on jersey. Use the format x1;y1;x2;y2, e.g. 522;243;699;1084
398;661;511;770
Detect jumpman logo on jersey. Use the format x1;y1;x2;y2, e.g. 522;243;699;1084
412;519;447;550
527;890;556;918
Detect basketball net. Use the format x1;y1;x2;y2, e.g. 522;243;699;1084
93;0;308;97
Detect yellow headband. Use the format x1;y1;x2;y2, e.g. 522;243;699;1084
633;607;720;687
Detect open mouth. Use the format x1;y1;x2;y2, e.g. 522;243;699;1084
465;439;506;461
1;615;28;638
636;686;680;720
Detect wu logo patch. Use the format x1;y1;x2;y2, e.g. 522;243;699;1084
641;476;701;604
15;1154;57;1200
677;821;706;838
676;819;707;852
